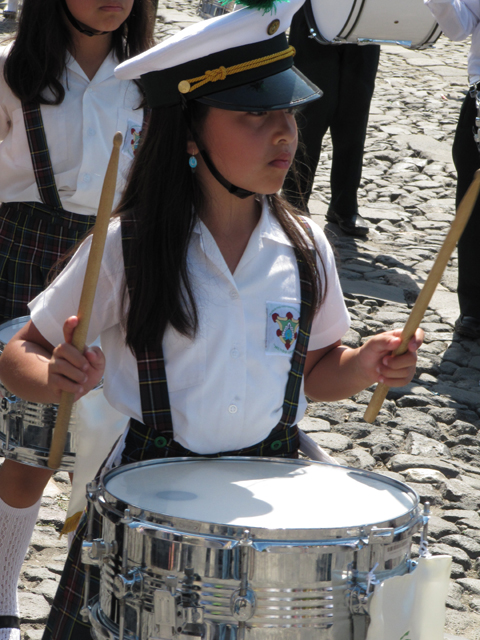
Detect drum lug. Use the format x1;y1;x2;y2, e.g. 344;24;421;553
82;538;118;566
230;587;257;622
229;529;257;626
112;568;144;600
81;541;97;566
86;480;100;504
154;587;178;635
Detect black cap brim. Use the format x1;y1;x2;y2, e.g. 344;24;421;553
196;66;322;112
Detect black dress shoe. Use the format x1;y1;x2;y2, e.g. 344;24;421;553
455;315;480;339
325;209;369;237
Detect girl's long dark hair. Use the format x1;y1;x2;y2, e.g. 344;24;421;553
117;105;326;354
3;0;154;104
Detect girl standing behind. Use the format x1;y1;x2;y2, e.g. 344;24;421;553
0;0;423;636
0;1;153;638
425;0;480;339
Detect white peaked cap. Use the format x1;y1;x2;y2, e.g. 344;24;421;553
114;0;322;111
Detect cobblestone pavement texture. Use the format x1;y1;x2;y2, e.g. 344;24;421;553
2;3;480;639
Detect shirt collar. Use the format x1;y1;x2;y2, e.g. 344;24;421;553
66;50;118;84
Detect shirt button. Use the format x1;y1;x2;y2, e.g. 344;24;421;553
228;404;238;414
87;127;96;136
83;173;91;184
230;348;239;359
229;290;239;300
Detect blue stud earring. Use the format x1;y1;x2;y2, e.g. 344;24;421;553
189;155;197;173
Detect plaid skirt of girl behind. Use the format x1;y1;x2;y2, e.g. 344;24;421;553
0;202;96;323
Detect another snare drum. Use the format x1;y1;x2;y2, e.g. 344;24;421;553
304;0;441;49
0;316;77;471
83;457;425;640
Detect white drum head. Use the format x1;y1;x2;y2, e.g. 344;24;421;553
104;459;416;530
0;316;29;345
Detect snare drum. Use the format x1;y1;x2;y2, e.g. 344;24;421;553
83;457;424;640
0;316;77;471
304;0;442;49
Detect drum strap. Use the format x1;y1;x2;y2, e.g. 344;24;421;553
21;103;151;212
120;212;315;459
22;102;64;210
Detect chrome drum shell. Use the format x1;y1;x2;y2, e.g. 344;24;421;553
0;316;77;471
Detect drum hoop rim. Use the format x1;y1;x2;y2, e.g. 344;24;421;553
304;0;363;44
341;0;365;40
99;456;421;541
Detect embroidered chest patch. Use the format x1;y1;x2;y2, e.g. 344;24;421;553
265;302;301;355
121;119;143;159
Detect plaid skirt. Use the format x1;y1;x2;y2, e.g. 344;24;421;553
0;202;96;323
42;423;300;640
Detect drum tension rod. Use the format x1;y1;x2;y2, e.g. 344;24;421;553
80;481;100;623
230;529;257;640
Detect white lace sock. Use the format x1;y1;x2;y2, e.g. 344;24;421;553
5;0;18;13
0;630;20;640
0;497;41;639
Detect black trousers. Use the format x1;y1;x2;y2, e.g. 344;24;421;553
283;9;380;215
452;92;480;319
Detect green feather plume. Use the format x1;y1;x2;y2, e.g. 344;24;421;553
219;0;288;14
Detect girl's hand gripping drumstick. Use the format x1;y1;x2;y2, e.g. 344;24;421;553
47;132;123;469
363;169;480;424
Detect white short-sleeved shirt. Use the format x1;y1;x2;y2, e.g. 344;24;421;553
425;0;480;82
0;46;143;215
29;201;350;454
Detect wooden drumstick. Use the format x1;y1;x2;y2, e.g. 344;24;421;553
47;132;123;470
363;169;480;424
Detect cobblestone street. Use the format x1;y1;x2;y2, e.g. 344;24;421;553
2;2;480;638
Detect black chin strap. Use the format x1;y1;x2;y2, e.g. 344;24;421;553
199;149;255;200
182;99;255;200
61;0;110;36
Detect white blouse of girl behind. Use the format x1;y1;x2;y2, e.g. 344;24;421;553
28;200;350;454
0;45;143;216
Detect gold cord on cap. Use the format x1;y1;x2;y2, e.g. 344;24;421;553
177;45;296;95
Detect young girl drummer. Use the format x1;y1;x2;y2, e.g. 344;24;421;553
0;1;153;638
0;0;423;636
